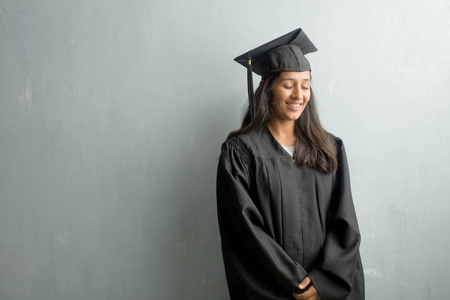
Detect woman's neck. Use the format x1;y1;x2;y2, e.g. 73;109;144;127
268;119;296;147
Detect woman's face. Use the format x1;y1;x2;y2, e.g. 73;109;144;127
269;71;311;122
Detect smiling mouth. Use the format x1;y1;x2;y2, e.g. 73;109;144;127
287;102;303;108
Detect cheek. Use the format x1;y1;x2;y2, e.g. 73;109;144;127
270;90;284;103
302;97;311;110
270;94;286;108
305;90;311;100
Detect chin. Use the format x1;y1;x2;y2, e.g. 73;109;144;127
289;114;302;121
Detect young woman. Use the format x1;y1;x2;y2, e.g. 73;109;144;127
216;29;364;300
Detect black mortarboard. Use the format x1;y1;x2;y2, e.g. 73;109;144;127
234;28;317;121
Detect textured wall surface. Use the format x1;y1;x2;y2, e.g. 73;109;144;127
1;0;449;299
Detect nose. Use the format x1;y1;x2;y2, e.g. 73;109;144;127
292;85;303;100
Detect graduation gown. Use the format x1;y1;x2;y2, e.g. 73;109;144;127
216;128;364;300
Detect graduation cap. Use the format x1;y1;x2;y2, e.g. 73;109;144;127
234;28;317;121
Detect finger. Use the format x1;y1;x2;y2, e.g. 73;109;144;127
298;276;311;290
300;285;319;300
293;288;313;300
299;287;314;299
292;292;306;300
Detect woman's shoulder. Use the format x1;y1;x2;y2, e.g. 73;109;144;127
223;135;252;158
224;128;264;147
234;128;265;143
221;128;267;161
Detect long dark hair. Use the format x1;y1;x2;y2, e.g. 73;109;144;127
228;72;338;173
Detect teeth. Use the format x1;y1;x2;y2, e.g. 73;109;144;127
287;103;301;107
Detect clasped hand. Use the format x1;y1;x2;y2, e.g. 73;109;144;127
292;276;321;300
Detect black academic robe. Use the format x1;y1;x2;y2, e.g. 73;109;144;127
216;128;364;300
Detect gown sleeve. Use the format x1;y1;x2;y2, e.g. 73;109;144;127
216;137;308;297
307;138;364;300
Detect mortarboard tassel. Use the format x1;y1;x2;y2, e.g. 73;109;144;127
247;52;255;122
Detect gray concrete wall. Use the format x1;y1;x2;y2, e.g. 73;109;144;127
1;0;449;299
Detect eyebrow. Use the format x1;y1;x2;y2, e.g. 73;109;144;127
280;78;311;82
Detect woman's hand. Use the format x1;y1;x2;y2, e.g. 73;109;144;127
292;276;321;300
